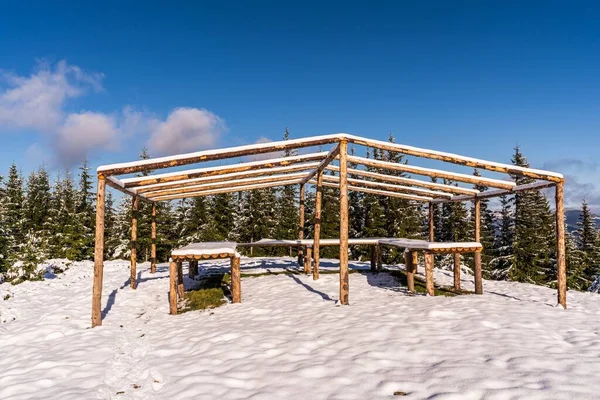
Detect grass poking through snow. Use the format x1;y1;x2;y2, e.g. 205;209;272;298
180;273;231;313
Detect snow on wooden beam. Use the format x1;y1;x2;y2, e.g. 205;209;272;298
121;152;328;188
309;179;433;202
319;174;452;198
300;143;340;185
431;180;557;203
326;165;480;195
104;176;153;203
145;172;309;199
344;134;564;182
152;178;304;201
98;134;345;176
347;155;516;190
136;162;320;195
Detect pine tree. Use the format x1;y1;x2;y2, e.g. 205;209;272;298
104;191;118;259
566;228;588;290
348;147;366;259
4;164;25;265
472;169;497;278
576;199;600;284
491;194;514;279
0;173;9;274
72;158;95;260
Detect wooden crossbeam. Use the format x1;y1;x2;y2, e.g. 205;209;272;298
319;174;452;198
431;180;556;203
105;176;153;203
309;179;433;202
326;165;479;195
300;143;340;184
347;155;516;190
152;178;304;201
121;152;328;188
136;162;320;195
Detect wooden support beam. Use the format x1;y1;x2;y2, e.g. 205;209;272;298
145;173;307;199
169;261;178;315
319;174;452;198
91;175;106;328
301;143;340;184
424;252;434;296
327;165;480;195
432;180;557;203
304;247;312;274
231;256;241;303
376;244;383;272
344;134;564;182
405;251;415;293
555;182;567;308
313;172;323;280
105;176;153;203
339;140;350;305
370;246;376;272
99;134;343;176
152;178;304;201
453;253;461;291
310;180;433;202
474;198;483;294
151;202;157;274
136;162;320;194
298;183;305;266
347;155;516;190
130;196;138;289
177;261;184;298
122;152;328;188
428;202;435;242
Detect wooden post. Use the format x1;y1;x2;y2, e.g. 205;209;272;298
474;197;483;294
169;261;178;315
424;252;434;296
188;261;195;278
91;175;106;328
405;251;415;293
304;247;312;274
339;140;349;305
370;246;376;272
313;172;323;280
151;202;157;274
130;196;138;289
177;261;184;298
411;251;418;275
376;244;382;272
192;260;199;276
453;253;461;291
428;202;435;242
231;256;241;303
298;183;305;266
555;182;567;308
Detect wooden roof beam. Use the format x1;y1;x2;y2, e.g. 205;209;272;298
309;179;433;202
319;174;452;198
300;143;340;185
432;180;557;203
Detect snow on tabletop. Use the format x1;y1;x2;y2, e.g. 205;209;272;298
171;242;237;256
240;238;387;246
379;238;482;250
2;257;600;399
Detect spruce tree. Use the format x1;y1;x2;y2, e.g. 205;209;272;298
491;194;514;279
104;191;118;259
73;158;95;260
4;164;25;265
0;173;9;274
576;199;600;283
472;169;497;278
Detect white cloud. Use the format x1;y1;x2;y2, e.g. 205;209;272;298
147;107;225;155
245;136;284;161
56;112;120;165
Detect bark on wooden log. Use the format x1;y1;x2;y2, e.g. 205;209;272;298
130;196;138;289
105;175;152;203
169;261;178;315
411;251;418;275
347;155;516;190
474;198;483;294
152;178;304;201
136;162;320;194
338;140;350;305
555;182;567;308
231;256;241;303
304;247;312;274
424;252;434;296
100;135;341;177
151;202;157;274
327;165;480;195
453;253;461;291
311;180;433;202
177;261;184;298
319;173;452;198
432;180;557;203
376;244;383;272
91;175;106;328
313;172;323;281
300;143;340;184
298;183;305;266
428;202;435;242
405;251;415;293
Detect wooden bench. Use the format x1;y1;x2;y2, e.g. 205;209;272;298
378;239;483;295
169;242;241;315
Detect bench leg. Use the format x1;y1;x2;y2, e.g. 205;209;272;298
453;253;461;291
474;251;483;294
177;261;184;298
370;246;376;272
304;247;312;274
169;261;178;315
231;256;241;303
405;251;414;293
376;244;382;272
424;252;434;296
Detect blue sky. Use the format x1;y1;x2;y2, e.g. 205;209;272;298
0;1;599;208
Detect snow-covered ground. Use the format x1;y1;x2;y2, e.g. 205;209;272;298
1;257;600;399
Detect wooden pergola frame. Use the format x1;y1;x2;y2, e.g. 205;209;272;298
91;133;566;327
